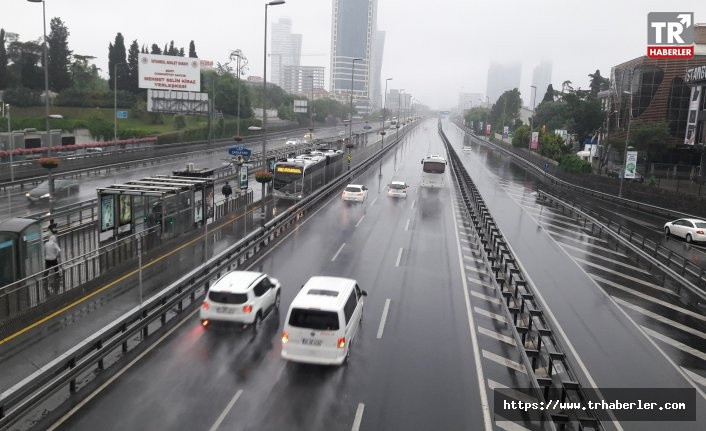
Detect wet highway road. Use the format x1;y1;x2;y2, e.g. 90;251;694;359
446;121;706;430
49;121;514;431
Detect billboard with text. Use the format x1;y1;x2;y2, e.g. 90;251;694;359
138;54;200;91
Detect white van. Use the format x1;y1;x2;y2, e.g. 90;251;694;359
281;276;367;365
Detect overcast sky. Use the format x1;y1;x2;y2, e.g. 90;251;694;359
4;0;706;109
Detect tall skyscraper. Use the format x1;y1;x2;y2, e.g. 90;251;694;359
486;62;521;104
369;30;386;110
271;18;302;87
531;60;552;105
282;65;326;95
330;0;384;114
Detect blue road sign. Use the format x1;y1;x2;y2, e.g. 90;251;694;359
228;146;252;157
117;110;128;119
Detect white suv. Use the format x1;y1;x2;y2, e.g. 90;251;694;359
200;271;281;332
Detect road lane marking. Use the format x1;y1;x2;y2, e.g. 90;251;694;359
681;367;706;387
642;326;706;361
351;403;365;431
482;349;526;373
209;389;244;431
376;298;391;339
405;218;410;231
591;274;705;321
496;417;532;431
518;204;576;223
550;233;623;255
395;247;403;267
477;326;515;346
470;290;500;305
466;276;492;288
559;242;640;267
487;379;535;403
574;257;675;295
370;197;378;206
355;215;366;227
613;297;706;339
332;243;346;261
411;199;416;209
451;198;493;430
546;229;610;246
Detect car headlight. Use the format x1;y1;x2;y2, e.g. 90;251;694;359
41;193;51;198
26;193;30;197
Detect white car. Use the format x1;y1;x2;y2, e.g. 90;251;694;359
338;130;346;136
200;271;281;331
342;184;368;202
286;139;300;146
387;181;409;198
664;218;706;244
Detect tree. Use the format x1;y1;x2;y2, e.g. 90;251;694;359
588;69;609;96
463;106;490;133
178;47;185;57
70;54;105;92
108;33;127;90
127;40;140;93
489;88;522;131
542;84;554;103
511;125;531;148
538;132;567;160
47;17;72;91
629;121;671;163
7;40;43;89
150;43;161;54
167;40;176;56
0;29;8;89
188;40;197;58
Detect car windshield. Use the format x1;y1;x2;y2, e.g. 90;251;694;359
345;186;362;192
33;181;50;191
288;308;339;330
390;183;406;190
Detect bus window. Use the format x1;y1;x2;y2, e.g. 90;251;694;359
423;162;446;174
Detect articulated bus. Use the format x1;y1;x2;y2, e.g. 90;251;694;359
273;149;344;200
420;154;447;187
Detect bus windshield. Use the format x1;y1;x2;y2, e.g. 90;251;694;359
423;162;446;174
274;166;303;192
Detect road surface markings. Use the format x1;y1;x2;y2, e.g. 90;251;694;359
376;298;391;339
465;265;488;276
591;274;705;321
496;417;533;431
470;290;500;305
573;258;674;295
487;379;535;402
546;228;610;246
474;306;507;323
411;199;416;209
451;198;493;430
370;197;378;206
550;234;621;255
681;367;706;387
642;326;706;361
540;223;601;241
355;215;365;227
351;403;365;431
482;349;526;373
332;243;346;261
477;326;515;346
540;218;596;234
395;247;403;267
209;389;244;431
518;204;576;223
560;242;637;265
466;276;492;288
405;218;410;231
613;297;706;339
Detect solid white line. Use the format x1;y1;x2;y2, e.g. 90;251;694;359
474;306;507;323
405;218;410;231
451;198;493;430
591;274;705;321
376;298;391;339
351;403;365;431
477;326;515;346
470;290;500;304
613;296;706;339
48;307;201;431
355;215;366;228
331;243;346;261
642;326;706;361
209;389;244;431
574;257;675;295
681;367;706;387
482;349;526;373
395;247;403;267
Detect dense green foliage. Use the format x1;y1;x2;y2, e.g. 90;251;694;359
511;125;531;148
559;153;592;173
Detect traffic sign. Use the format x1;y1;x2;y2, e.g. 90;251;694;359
347;154;352;162
228;146;252;157
117;110;128;119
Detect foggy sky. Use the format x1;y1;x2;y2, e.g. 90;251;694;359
3;0;706;109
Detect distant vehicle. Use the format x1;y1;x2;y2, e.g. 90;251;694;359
273;150;344;200
281;276;367;365
26;180;80;204
342;184;368;202
200;271;281;332
338;130;346;136
303;132;314;142
420;155;447;187
664;218;706;244
607;168;643;182
85;147;103;154
387;181;410;198
286;138;301;146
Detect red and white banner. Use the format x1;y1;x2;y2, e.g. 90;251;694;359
530;132;539;150
138;53;200;91
485;124;491;135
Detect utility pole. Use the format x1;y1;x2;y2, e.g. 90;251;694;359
618;69;634;198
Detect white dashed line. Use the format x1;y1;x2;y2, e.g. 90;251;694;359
376;298;391;339
351;403;365;431
474;306;507;323
470;290;501;304
209;389;244;431
477;326;516;346
355;215;365;227
482;349;526;373
395;247;403;267
331;243;346;262
405;218;410;231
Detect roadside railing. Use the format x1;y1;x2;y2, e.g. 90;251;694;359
0;118;416;430
440;121;603;430
538;189;706;305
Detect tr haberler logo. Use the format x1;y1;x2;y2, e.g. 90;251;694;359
647;12;694;59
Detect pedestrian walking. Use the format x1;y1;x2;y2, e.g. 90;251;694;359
44;234;62;295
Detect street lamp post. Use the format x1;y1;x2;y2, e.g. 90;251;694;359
381;77;392;143
529;85;537;156
230;49;246;140
113;62;127;142
347;58;363;171
28;0;55;215
396;89;404;140
618;87;633;198
261;0;285;227
307;74;315;135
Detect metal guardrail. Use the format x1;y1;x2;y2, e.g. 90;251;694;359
439;122;603;430
0;119;417;429
538;189;706;304
454;122;703;222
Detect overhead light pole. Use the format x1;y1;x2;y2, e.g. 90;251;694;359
347;57;363;171
261;0;285;227
529;85;537;156
230;49;247;141
114;62;127;142
396;89;404;140
307;74;315;135
381;77;392;143
618;85;633;198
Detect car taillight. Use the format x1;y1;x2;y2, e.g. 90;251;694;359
243;305;253;313
282;331;289;343
337;337;346;349
201;320;209;327
201;301;210;310
697;230;704;234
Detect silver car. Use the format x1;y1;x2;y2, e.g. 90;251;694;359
26;180;80;204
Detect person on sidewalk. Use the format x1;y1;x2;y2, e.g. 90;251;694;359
222;181;233;200
44;234;62;295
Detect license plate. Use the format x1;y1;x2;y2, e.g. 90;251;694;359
302;338;323;346
216;307;235;314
